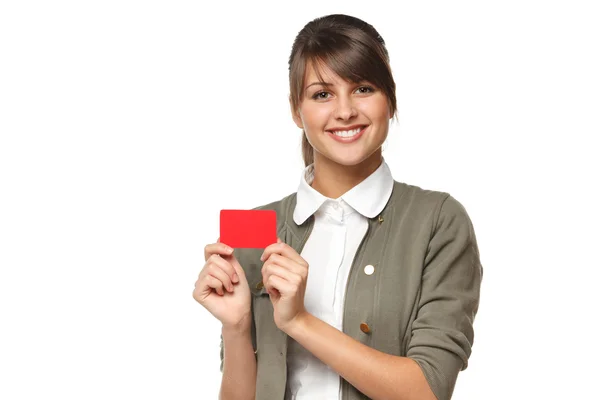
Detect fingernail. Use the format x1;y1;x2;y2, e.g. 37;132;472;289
227;247;234;253
233;273;239;282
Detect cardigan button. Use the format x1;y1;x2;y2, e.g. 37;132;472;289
256;281;264;290
364;265;375;275
360;322;371;333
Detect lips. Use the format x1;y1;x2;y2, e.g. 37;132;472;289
327;125;368;143
326;125;367;134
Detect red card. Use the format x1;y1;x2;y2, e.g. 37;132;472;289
219;209;277;248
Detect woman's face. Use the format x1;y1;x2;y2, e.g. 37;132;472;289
291;61;391;168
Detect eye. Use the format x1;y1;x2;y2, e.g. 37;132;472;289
356;86;375;94
312;91;330;100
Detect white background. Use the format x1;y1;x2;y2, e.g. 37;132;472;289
1;1;599;399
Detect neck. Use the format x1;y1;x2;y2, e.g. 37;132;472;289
310;151;383;199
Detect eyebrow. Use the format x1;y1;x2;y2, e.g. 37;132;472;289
305;82;333;90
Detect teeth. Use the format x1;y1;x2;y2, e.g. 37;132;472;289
331;127;363;137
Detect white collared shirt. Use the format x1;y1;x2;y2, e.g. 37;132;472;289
285;159;394;400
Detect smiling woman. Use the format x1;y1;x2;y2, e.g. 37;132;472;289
291;60;392;195
288;16;398;197
193;13;482;400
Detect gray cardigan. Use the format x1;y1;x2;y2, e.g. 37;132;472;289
219;180;483;400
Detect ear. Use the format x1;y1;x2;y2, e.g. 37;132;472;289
289;96;304;129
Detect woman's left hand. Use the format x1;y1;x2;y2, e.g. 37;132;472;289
260;238;309;332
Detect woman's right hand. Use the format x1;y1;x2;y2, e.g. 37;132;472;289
193;239;252;330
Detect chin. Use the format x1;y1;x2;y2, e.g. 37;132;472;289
326;151;378;168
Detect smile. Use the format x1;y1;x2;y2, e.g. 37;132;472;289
327;125;368;143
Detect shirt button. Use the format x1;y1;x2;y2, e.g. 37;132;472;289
256;281;264;290
364;264;375;275
360;323;371;333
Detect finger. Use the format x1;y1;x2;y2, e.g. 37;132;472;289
220;254;242;283
265;274;294;298
262;253;306;277
205;255;236;292
261;243;307;267
204;242;234;261
204;274;226;296
263;262;301;287
207;267;234;293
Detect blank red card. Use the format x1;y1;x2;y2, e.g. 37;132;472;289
219;209;277;248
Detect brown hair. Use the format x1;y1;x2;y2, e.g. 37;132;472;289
288;14;398;167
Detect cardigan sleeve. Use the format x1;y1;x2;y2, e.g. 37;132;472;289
219;333;224;373
406;194;483;400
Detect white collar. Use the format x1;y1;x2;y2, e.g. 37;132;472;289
293;159;394;225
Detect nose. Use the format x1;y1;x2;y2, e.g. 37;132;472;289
333;96;358;120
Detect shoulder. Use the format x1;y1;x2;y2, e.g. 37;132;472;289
250;191;297;214
389;180;474;233
390;180;450;215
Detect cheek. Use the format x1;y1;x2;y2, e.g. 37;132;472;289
359;96;390;121
301;105;331;129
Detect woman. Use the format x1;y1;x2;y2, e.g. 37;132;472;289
193;14;482;400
